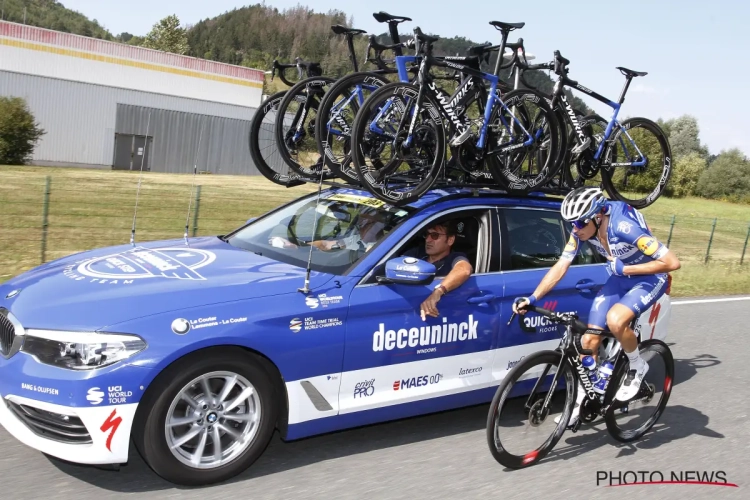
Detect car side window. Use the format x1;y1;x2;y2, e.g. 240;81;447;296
362;208;490;285
500;208;604;271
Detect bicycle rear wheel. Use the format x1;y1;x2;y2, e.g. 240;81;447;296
273;76;338;178
600;117;672;209
485;89;562;194
603;339;674;442
350;81;445;206
486;350;576;469
315;72;393;185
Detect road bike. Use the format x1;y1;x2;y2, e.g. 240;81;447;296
485;302;674;469
546;50;673;208
248;58;323;186
349;22;562;206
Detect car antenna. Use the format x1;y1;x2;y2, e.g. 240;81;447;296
130;110;152;247
298;166;327;294
183;121;205;246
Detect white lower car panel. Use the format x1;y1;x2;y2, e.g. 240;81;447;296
0;393;137;465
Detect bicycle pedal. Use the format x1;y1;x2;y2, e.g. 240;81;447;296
570;419;582;433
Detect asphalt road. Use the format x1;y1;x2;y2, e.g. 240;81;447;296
2;297;748;499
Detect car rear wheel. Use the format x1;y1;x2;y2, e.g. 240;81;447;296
133;348;278;486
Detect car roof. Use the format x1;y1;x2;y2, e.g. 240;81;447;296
316;184;566;213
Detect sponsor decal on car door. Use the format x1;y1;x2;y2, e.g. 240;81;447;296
340;274;500;413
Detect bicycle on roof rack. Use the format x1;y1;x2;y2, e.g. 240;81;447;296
248;58;324;186
485;302;674;469
543;50;673;208
348;21;562;206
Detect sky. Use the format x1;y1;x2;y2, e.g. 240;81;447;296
59;0;750;157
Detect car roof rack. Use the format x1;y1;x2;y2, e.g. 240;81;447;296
274;172;575;205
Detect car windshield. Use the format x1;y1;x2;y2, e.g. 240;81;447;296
225;190;412;275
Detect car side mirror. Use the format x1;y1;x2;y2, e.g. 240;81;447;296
377;256;436;286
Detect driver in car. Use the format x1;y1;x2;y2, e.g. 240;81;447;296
402;220;473;321
269;209;385;253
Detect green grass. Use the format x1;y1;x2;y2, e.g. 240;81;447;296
2;165;750;297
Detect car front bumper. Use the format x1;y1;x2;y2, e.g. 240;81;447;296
0;393;138;464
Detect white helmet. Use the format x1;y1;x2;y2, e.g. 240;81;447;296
561;187;607;222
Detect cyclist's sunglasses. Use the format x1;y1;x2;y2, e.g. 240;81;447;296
422;230;446;241
572;218;591;230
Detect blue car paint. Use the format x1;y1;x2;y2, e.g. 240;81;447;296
0;185;615;449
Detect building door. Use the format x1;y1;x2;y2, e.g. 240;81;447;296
113;134;153;170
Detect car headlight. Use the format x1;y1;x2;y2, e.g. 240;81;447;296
21;329;147;370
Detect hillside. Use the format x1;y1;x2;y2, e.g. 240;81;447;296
3;1;590;112
0;0;112;39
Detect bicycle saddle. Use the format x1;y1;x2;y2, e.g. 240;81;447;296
373;12;412;23
331;25;367;36
490;21;525;31
616;67;648;77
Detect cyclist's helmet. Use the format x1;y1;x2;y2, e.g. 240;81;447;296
561;187;608;228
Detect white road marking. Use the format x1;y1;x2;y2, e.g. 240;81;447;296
672;296;750;305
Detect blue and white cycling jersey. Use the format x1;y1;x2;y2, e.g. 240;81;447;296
561;200;669;270
560;201;671;324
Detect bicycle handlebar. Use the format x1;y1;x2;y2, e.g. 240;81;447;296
507;302;590;334
365;35;415;71
269;59;321;87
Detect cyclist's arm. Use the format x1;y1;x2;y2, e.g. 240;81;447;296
526;234;577;302
529;257;572;301
621;233;681;275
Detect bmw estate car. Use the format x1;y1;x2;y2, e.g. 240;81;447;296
0;186;672;486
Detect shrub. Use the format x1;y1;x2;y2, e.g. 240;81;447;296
0;96;46;165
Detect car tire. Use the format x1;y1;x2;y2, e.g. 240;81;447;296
132;348;278;486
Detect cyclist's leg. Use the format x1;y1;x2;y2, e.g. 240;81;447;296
556;275;623;425
584;275;626;360
608;273;669;401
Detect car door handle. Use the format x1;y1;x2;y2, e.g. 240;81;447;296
575;279;598;291
467;294;497;304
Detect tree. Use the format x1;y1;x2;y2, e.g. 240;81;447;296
0;97;46;165
668;115;708;159
142;14;189;55
695;149;750;203
666;152;706;197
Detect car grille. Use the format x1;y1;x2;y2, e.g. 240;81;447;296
0;309;15;357
6;401;92;444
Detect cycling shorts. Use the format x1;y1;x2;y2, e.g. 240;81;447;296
587;273;668;329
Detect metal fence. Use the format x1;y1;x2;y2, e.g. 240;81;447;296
2;173;750;283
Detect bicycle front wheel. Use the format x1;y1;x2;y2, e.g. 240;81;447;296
603;339;674;442
350;81;445;206
600;117;673;208
486;350;576;469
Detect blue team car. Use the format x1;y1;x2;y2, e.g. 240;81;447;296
0;186;673;486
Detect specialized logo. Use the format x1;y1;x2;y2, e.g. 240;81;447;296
372;315;479;352
393;373;442;390
64;247;216;284
87;387;105;405
636;235;659;256
353;379;375;398
100;409;122;452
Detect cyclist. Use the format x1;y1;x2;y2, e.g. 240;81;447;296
512;187;680;423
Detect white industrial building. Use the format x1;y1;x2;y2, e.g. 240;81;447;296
0;20;265;174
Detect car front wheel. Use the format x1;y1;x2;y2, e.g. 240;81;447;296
133;348;278;486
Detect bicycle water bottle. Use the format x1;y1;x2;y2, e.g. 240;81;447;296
594;361;614;395
582;355;599;386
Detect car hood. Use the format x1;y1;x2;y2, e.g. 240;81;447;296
0;237;335;331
